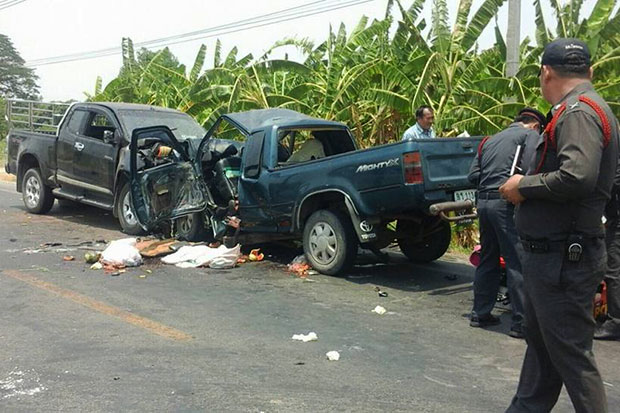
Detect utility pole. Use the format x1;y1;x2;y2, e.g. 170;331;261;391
506;0;521;78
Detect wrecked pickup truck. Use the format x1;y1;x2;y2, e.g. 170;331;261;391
4;99;206;234
131;108;480;275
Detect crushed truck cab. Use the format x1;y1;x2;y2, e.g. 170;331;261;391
130;108;480;275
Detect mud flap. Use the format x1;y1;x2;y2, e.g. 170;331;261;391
344;197;377;244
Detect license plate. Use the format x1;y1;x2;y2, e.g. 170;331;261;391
454;189;476;202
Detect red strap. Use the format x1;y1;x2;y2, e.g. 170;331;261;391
535;96;612;173
477;136;490;158
579;95;612;148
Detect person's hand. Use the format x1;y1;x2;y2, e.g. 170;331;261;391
499;174;526;204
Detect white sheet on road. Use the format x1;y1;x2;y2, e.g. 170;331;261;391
161;244;241;269
100;238;143;267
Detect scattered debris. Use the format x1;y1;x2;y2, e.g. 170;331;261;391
101;238;143;267
62;255;75;261
0;369;46;400
84;252;100;264
292;332;318;342
288;254;311;277
372;305;387;315
248;248;264;262
136;238;176;258
374;286;388;297
294;362;305;366
138;275;147;279
90;262;103;270
326;351;340;361
161;244;241;269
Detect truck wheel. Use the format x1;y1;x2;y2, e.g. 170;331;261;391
117;183;144;235
303;210;357;275
175;213;206;241
22;168;55;214
398;219;451;263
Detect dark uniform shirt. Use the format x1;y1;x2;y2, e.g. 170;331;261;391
516;82;620;240
468;123;540;192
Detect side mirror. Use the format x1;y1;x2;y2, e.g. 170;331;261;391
103;129;115;144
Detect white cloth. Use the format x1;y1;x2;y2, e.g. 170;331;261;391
100;238;143;267
161;244;241;268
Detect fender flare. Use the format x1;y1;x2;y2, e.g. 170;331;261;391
295;189;377;243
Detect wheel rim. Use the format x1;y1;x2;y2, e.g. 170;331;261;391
24;175;41;209
309;221;338;265
122;191;138;226
177;214;193;234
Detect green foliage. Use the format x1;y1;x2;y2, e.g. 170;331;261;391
90;0;620;141
0;33;40;99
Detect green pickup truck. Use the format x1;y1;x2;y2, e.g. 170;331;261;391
130;108;480;275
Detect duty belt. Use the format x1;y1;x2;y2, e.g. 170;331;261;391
521;236;602;262
477;191;502;200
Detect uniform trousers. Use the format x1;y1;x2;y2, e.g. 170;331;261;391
507;238;607;413
473;197;524;328
604;218;620;324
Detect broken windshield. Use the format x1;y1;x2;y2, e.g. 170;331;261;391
118;110;205;142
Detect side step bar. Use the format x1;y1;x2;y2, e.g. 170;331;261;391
52;189;114;211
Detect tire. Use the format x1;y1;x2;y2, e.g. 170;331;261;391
175;212;206;241
116;183;145;235
398;219;451;263
303;210;358;275
22;168;55;214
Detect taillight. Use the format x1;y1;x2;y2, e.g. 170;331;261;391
403;151;423;184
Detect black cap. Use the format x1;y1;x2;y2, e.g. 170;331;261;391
541;38;591;67
518;107;547;128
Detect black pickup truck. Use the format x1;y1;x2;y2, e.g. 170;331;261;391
130;109;480;274
4;100;206;234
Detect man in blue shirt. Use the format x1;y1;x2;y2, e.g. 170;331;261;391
402;106;436;139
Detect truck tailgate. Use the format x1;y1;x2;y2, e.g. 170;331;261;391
417;137;482;191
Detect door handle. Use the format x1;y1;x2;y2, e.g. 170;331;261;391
74;142;85;151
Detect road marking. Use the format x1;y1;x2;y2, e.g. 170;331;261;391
2;270;192;342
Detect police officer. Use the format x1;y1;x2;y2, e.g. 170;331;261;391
500;38;619;413
596;162;620;340
468;108;546;338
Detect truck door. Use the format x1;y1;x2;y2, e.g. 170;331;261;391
237;131;277;232
56;108;88;194
130;126;207;231
72;108;119;204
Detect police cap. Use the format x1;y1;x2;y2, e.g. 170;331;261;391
518;107;547;129
541;38;591;67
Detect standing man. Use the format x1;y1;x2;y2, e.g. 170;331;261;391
500;38;619;412
468;108;546;339
402;105;435;139
596;166;620;341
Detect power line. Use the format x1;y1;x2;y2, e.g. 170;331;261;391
0;0;26;11
26;0;331;65
25;0;374;67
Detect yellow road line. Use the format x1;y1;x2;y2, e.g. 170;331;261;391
2;270;192;342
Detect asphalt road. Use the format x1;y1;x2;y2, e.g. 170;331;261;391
1;179;618;412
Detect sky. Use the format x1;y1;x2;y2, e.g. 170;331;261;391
0;0;603;102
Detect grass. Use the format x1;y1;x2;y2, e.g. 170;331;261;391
0;138;6;166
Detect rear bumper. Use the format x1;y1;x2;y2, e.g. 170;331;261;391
429;199;476;222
